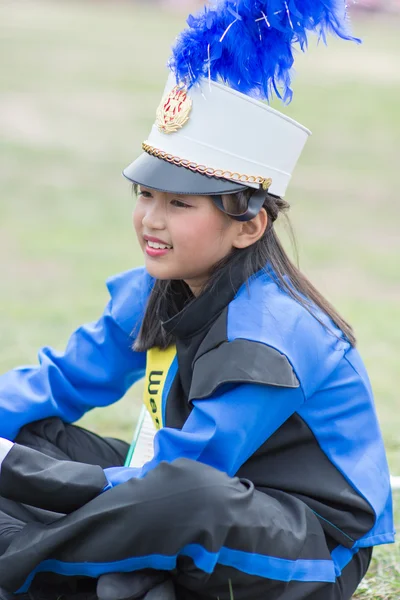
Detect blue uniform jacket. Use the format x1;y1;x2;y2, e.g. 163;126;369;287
0;266;395;583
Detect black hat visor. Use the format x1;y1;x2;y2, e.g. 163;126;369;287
123;152;248;196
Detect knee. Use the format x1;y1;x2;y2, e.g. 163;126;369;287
167;457;228;488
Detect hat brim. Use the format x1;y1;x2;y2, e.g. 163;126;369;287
123;152;248;196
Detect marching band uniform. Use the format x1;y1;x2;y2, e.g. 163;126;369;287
0;0;394;598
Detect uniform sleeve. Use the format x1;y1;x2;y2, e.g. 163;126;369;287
0;268;152;441
0;442;109;512
0;342;304;512
104;378;305;487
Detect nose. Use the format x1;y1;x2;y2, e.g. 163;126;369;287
141;198;166;231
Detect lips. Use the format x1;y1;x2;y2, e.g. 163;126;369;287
143;235;173;258
143;235;172;249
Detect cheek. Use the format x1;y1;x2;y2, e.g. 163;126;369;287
177;218;210;246
176;214;229;256
133;206;144;237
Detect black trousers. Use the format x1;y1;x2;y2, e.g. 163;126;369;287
0;418;372;600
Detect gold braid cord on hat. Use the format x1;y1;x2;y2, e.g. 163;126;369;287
142;142;272;191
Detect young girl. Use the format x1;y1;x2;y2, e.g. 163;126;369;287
0;2;395;599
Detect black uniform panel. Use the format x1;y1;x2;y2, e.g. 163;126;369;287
236;412;375;546
190;338;300;400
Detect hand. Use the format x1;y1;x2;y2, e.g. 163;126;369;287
140;580;176;600
97;571;176;600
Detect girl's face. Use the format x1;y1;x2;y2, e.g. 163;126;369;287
133;186;241;295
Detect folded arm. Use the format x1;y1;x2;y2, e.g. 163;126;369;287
0;381;304;512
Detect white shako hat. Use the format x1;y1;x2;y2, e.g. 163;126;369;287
124;0;358;201
124;73;310;197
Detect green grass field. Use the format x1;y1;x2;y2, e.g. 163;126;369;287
0;1;399;597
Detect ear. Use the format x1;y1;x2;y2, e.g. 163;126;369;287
232;208;268;249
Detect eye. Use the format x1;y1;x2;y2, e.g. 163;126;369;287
170;199;191;208
138;189;153;198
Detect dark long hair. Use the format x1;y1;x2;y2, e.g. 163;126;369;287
133;187;355;351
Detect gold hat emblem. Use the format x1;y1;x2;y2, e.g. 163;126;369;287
156;85;192;134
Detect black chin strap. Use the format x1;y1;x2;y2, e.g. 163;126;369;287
212;188;267;221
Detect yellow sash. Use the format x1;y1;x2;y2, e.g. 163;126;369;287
143;345;177;429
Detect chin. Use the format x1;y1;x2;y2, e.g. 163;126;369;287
144;260;179;280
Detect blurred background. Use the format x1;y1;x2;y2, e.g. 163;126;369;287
1;0;399;596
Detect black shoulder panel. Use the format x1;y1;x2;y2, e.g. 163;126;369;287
189;339;299;401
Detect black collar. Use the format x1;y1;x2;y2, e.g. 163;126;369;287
161;253;250;340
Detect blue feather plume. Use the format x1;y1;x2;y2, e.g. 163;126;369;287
169;0;360;103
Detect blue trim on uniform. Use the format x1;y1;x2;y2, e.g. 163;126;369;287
15;554;176;594
331;545;358;577
355;531;395;547
162;355;178;426
16;544;337;593
183;545;336;582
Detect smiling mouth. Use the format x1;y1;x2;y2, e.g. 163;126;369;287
146;240;173;250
